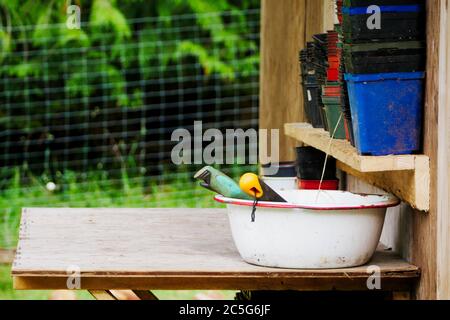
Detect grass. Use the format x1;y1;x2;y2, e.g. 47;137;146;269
0;165;255;300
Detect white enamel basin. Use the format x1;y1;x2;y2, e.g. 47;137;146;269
215;190;399;269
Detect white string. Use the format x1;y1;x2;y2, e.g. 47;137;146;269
315;112;343;203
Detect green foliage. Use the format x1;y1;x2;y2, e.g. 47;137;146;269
0;0;259;102
0;1;260;227
90;0;132;41
0;0;260;159
175;41;236;80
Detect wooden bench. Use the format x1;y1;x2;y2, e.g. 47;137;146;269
11;208;420;300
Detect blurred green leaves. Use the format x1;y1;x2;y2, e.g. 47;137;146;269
0;0;259;126
90;0;131;42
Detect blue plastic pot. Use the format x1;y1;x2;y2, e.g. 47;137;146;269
342;5;423;15
344;72;424;156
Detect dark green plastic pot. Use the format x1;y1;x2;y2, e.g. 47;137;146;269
323;104;346;140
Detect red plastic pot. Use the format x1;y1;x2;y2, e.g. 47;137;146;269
327;68;340;81
344;118;351;142
298;179;340;190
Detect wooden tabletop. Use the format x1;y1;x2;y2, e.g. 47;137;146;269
12;208;420;291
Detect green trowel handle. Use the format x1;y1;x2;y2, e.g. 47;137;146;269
215;175;252;200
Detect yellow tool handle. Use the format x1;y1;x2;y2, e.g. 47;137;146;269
239;173;264;199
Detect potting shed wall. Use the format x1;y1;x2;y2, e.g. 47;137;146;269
259;0;450;299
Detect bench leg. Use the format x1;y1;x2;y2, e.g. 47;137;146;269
88;290;117;300
133;290;159;300
392;291;412;300
89;290;159;300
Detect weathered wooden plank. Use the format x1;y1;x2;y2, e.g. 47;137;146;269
12;208;419;291
259;0;306;162
305;0;336;40
408;0;442;300
260;1;336;162
14;273;419;292
436;0;450;300
285;123;424;172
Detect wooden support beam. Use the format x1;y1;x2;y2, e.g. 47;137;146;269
306;0;336;39
409;0;442;300
392;291;412;300
436;0;450;300
89;290;117;300
260;0;335;161
133;290;158;300
260;0;306;161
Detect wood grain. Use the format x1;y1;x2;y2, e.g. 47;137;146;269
260;0;306;162
305;1;324;40
409;0;442;300
436;0;450;300
133;290;158;300
260;1;337;162
305;0;336;39
89;290;117;300
12;208;420;291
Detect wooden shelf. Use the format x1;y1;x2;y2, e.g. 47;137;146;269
285;123;430;211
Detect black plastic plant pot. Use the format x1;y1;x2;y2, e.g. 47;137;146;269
343;41;425;53
345;47;425;58
342;12;425;43
261;162;297;178
343;0;425;6
303;84;325;128
319;106;329;131
295;147;337;181
343;51;426;73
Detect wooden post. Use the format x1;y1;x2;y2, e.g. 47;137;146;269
436;0;450;300
408;0;442;300
260;0;306;161
305;0;335;40
260;0;334;161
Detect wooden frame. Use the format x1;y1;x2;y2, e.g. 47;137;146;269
260;0;450;299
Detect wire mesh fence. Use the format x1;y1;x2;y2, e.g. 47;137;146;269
0;9;260;248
